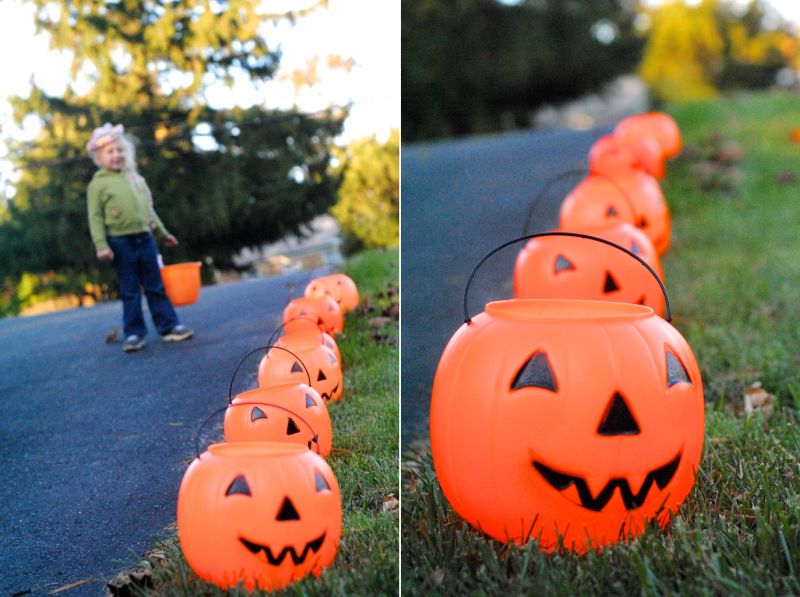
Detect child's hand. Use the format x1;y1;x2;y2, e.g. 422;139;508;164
97;248;114;261
163;234;179;247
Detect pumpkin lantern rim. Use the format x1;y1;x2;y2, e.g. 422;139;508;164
206;442;308;458
486;298;653;322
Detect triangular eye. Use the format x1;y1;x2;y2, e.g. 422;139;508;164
318;370;327;381
554;254;575;274
666;351;692;387
299;309;307;316
607;205;618;217
305;394;316;408
603;271;620;293
251;406;267;421
511;352;557;392
226;474;252;497
638;216;648;228
328;305;336;312
276;497;300;521
630;241;642;256
327;352;337;365
315;470;331;492
291;361;303;373
287;418;301;435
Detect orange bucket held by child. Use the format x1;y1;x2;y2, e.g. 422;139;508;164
160;261;202;306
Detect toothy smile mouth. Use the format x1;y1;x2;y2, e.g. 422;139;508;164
319;383;339;401
240;531;326;565
532;452;681;512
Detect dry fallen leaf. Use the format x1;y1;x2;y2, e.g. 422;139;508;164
382;493;399;513
430;568;445;586
48;579;93;594
743;382;774;418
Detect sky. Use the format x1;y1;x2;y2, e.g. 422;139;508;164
0;0;400;195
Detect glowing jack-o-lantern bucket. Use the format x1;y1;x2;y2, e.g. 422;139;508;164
224;385;333;458
559;169;671;255
514;226;665;316
177;442;342;592
431;233;704;553
615;112;682;159
270;317;341;364
283;296;343;335
160;262;202;306
305;274;359;313
259;339;343;403
589;134;665;180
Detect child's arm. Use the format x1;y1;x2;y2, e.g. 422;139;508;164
87;182;113;260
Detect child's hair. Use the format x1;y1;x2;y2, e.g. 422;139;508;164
86;123;139;172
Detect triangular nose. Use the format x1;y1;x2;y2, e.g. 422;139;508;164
597;392;640;436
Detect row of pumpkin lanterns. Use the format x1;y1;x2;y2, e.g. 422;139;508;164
176;273;360;592
431;113;707;554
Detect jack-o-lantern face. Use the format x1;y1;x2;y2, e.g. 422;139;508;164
615;112;682;159
283;296;343;335
177;443;342;592
514;224;665;316
258;340;343;402
224;384;333;457
280;317;341;364
560;173;671;255
589;134;665;179
431;299;704;553
305;274;359;313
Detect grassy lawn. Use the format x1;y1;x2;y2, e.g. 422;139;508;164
402;91;800;595
119;248;398;596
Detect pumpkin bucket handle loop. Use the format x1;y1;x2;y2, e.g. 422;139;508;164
463;231;671;324
193;402;318;459
521;168;638;235
266;316;326;348
227;345;311;404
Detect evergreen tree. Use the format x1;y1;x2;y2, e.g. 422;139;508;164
0;0;344;307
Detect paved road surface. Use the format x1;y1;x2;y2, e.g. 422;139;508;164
401;126;611;447
0;269;327;596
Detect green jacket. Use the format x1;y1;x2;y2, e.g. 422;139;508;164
86;168;169;252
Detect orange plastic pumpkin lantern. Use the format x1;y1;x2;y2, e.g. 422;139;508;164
259;339;343;402
283;296;343;335
614;112;682;159
560;172;671;255
177;443;342;592
514;225;665;316
589;134;665;180
273;317;341;364
161;262;202;306
305;274;359;313
224;384;333;457
431;234;704;553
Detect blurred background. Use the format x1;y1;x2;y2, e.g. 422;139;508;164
402;0;800;142
0;0;399;317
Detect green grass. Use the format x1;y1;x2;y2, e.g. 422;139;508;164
127;248;398;596
402;90;800;595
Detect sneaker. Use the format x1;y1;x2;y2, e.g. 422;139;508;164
162;324;194;342
123;335;145;352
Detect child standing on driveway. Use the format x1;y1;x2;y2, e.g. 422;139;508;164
86;123;193;352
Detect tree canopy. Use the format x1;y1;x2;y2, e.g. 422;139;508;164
0;0;344;310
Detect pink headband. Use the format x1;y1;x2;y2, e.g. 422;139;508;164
86;123;124;153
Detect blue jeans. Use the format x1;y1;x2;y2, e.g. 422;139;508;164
107;233;179;338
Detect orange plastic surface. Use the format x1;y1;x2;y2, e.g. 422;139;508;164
223;384;333;457
160;262;201;306
305;274;360;313
283;296;343;335
615;112;682;159
589;134;665;180
177;443;341;591
258;340;343;403
430;299;704;553
279;317;341;363
514;224;665;316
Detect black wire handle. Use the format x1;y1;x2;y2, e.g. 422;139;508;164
193;401;319;459
227;345;311;405
520;168;638;236
265;316;326;348
462;231;671;324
